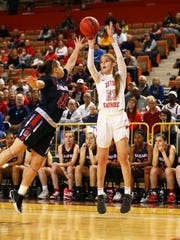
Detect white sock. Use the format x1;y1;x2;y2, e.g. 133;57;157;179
124;186;131;195
18;185;28;196
42;185;48;191
98;188;105;196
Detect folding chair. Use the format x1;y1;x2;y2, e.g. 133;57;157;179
163;33;177;51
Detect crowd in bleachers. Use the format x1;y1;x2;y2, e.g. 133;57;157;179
0;10;180;204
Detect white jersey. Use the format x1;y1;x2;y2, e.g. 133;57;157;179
87;39;127;115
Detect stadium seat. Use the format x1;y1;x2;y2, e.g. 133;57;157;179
137;55;152;75
163;33;177;51
156;40;169;58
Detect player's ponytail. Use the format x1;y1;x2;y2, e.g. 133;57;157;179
38;59;56;75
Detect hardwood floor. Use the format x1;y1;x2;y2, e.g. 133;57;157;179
0;199;180;240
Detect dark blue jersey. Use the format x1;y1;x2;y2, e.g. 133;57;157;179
134;143;148;163
62;143;75;163
39;69;69;122
158;144;170;169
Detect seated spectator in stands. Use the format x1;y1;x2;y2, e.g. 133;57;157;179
149;77;164;102
31;49;44;68
134;33;159;67
50;131;79;200
105;139;122;202
163;12;180;41
94;43;105;70
132;87;147;112
126;98;142;137
58;98;82;144
60;14;75;32
0;25;9;39
0;50;9;69
80;103;98;147
0;132;24;195
71;63;90;88
147;134;176;204
9;28;21;49
0;64;8;82
77;92;95;118
62;46;80;65
44;45;58;61
125;81;136;107
121;34;135;54
24;39;35;58
5;93;30;134
7;48;20;69
129;129;153;202
113;25;127;48
27;89;40;112
55;40;68;61
104;12;117;26
71;79;87;106
150;23;163;41
38;24;53;43
0;90;8;117
159;108;177;146
170;76;180;104
74;132;97;201
120;18;129;33
162;91;180;119
142;96;160;140
7;91;16;108
98;28;111;52
16;48;32;70
124;50;138;83
16;87;29;106
137;75;149;97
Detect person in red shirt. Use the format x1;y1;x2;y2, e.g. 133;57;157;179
24;39;35;57
143;97;160;141
126;97;142;135
44;45;58;61
0;90;8;117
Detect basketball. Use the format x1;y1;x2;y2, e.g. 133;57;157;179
80;16;100;39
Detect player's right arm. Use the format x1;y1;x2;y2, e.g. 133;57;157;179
87;38;100;83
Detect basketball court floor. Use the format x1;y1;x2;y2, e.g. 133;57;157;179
0;198;180;240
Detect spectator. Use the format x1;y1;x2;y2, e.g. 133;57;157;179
5;93;30;134
121;34;135;54
125;81;136;107
98;28;111;52
16;48;32;70
7;48;20;69
124;50;138;83
113;26;127;48
132;87;147;112
27;89;40;112
162;91;180;119
94;43;105;70
44;45;58;61
55;40;68;61
71;79;87;105
77;92;95;118
170;76;180;104
104;12;117;26
24;39;35;57
137;75;150;97
31;49;44;68
143;97;161;140
134;33;159;67
0;25;9;39
149;77;164;102
60;14;75;32
38;24;53;43
0;90;8;117
71;63;90;88
50;131;79;200
120;18;129;34
58;98;82;144
147;134;176;204
150;23;163;41
126;98;142;135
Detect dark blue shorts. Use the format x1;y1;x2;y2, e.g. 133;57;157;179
17;111;55;157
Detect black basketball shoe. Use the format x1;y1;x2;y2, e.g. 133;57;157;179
120;194;132;214
97;195;106;214
10;190;24;214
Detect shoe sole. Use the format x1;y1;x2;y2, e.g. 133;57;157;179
10;190;22;214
